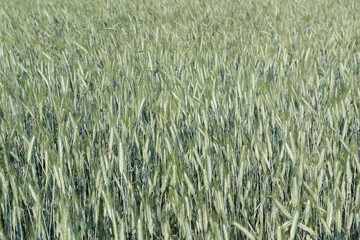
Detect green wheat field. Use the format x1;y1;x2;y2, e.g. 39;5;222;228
0;0;360;239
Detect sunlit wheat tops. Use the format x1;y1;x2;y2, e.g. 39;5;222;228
1;0;360;239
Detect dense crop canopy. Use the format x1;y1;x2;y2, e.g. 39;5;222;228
0;0;360;239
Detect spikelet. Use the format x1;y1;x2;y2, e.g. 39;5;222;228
10;177;18;205
289;211;299;240
238;161;244;188
165;137;172;154
119;220;125;240
203;168;209;192
27;136;35;164
354;155;360;173
291;177;299;207
336;208;342;233
170;165;177;187
146;203;154;236
317;170;324;194
223;224;229;240
341;119;348;140
118;141;125;174
285;143;295;163
161;165;171;193
298;223;315;236
137;218;143;240
185;222;192;240
161;217;170;240
207;156;212;182
304;200;311;225
109;127;114;151
203;204;208;232
346;158;352;186
320;217;331;236
197;208;203;231
232;222;256;240
346;212;353;233
289;132;296;156
111;210;118;240
184;173;195;196
275;200;292;219
228;193;234;213
185;196;192;221
355;184;360;210
326;198;333;230
277;226;282;240
149;170;158;195
28;184;38;203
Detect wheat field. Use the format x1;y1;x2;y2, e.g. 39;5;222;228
0;0;359;239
